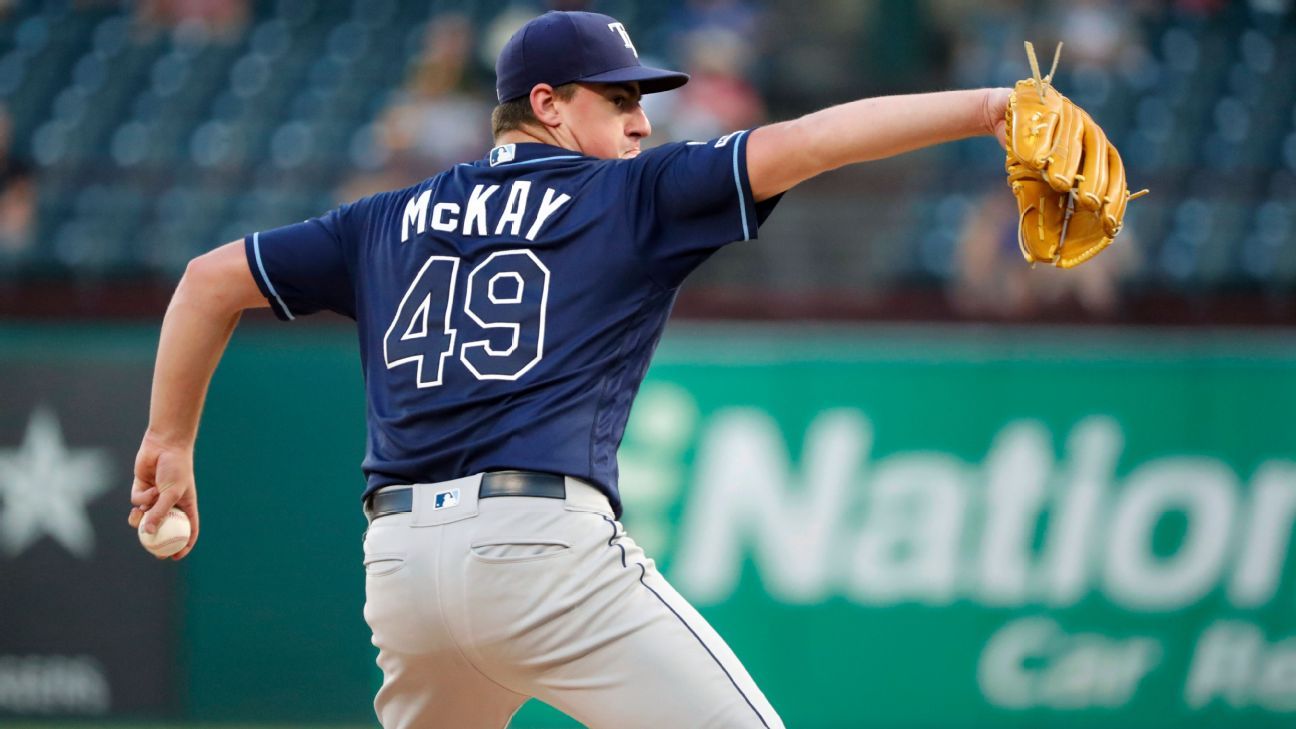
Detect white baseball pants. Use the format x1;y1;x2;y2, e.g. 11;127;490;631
361;473;784;728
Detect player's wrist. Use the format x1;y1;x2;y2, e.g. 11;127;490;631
980;88;1011;136
141;427;195;454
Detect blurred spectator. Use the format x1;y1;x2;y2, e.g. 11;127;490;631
653;27;766;141
1250;0;1293;13
134;0;249;42
342;13;493;199
1035;0;1155;92
929;0;1031;91
480;5;541;73
670;0;763;43
642;0;766;141
1174;0;1229;17
951;189;1135;319
1049;0;1139;68
0;106;34;257
479;1;603;72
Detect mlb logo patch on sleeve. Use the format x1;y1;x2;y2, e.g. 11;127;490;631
434;488;461;510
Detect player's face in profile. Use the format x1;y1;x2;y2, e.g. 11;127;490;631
561;82;651;160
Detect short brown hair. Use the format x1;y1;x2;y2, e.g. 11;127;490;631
491;83;578;139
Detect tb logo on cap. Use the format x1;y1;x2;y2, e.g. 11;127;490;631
607;22;638;57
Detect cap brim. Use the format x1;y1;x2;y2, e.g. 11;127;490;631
578;65;690;94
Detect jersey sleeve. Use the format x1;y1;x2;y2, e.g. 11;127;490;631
628;129;782;286
243;204;359;321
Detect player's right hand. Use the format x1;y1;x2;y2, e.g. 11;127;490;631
128;431;200;560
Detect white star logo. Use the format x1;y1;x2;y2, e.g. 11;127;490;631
0;406;112;558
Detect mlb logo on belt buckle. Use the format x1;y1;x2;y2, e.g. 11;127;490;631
433;488;461;510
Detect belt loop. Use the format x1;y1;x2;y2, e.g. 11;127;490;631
562;476;613;516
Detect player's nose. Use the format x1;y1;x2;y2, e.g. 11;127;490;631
629;107;651;139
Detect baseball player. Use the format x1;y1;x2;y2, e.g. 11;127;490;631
129;11;1017;728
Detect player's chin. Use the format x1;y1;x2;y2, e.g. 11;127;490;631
620;149;641;159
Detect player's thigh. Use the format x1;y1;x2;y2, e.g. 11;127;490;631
373;645;527;729
530;536;784;729
364;515;528;728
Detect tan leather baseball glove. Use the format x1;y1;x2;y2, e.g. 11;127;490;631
1005;42;1147;268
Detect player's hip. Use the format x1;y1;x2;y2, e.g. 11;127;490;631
360;471;647;650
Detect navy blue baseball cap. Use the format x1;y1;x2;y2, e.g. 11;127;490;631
495;11;689;103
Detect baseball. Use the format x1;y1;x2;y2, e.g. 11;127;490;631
138;507;191;558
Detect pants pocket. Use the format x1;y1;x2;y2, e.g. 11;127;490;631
469;538;571;563
364;551;407;576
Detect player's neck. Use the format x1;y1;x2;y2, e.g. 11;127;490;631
494;127;579;154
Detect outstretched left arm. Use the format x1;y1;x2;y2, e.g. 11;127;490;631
746;88;1012;202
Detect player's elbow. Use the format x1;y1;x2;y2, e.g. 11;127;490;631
177;253;234;314
177;240;267;314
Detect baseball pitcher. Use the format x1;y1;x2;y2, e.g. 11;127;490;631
128;11;1136;728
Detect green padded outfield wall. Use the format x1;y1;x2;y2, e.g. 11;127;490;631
615;327;1296;729
2;323;1293;728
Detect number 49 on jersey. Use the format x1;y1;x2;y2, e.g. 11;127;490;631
383;249;550;387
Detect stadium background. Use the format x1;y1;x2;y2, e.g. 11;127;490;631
1;0;1294;727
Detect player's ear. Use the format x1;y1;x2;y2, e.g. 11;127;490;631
530;84;563;129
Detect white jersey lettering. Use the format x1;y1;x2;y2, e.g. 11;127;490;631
462;184;501;236
495;181;532;237
401;189;432;242
431;202;460;232
527;189;572;241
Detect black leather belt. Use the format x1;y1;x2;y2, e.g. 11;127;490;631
365;471;567;520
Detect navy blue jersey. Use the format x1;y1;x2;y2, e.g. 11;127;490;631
245;131;779;516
